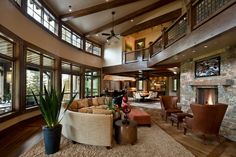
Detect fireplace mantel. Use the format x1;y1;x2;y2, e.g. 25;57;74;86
188;79;234;86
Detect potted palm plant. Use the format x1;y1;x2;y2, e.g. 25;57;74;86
32;86;77;155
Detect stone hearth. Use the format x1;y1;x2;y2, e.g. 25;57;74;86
180;47;236;141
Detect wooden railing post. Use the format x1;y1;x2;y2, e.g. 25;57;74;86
162;27;168;49
186;1;195;34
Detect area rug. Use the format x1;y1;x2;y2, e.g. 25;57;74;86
20;123;194;157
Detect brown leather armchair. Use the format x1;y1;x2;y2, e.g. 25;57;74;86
160;96;182;121
184;103;228;142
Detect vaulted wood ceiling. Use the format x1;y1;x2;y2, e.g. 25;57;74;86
44;0;183;43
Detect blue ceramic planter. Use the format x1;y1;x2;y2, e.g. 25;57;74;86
43;124;62;155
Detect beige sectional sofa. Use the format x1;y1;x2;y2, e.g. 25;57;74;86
60;97;113;147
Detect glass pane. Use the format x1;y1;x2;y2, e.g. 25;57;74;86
85;75;91;97
43;71;52;93
72;75;80;99
0;37;13;57
85;41;92;53
93;77;100;96
61;61;71;71
27;50;40;65
72;65;80;72
43;56;54;67
0;58;13;114
26;68;40;108
93;46;101;56
62;74;71;101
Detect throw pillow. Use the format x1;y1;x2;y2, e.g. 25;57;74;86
78;98;89;108
92;97;99;106
87;98;93;106
68;100;79;110
97;97;105;105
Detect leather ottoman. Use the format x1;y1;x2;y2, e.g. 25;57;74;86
128;108;151;127
169;112;193;129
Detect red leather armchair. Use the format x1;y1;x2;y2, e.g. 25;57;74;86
184;103;228;142
159;96;182;121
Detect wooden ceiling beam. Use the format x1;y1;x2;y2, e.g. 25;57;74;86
60;0;141;21
86;0;176;35
121;9;182;36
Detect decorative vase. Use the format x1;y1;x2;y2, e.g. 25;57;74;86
43;124;62;155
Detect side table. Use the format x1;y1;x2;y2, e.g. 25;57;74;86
115;119;137;145
169;113;193;129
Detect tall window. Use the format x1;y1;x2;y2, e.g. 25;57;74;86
0;35;14;115
61;61;80;101
26;48;55;108
84;69;100;97
85;40;102;56
61;25;83;49
26;0;58;35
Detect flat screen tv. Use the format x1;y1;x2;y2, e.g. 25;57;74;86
195;56;220;78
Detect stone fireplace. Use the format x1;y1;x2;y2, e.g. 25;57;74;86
196;87;218;105
180;47;236;141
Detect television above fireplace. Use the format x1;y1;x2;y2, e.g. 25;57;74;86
195;56;220;78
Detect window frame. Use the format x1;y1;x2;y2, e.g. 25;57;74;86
25;47;55;109
0;34;16;116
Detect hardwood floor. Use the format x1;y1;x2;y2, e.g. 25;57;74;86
0;110;235;157
0;117;43;157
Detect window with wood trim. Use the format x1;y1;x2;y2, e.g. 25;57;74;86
84;69;100;97
25;48;55;108
61;61;80;101
61;25;83;49
26;0;58;35
85;40;102;56
0;35;14;115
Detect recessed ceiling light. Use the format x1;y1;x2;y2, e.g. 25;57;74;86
192;50;196;52
106;0;109;2
68;5;72;12
96;34;99;37
131;19;134;22
204;45;208;48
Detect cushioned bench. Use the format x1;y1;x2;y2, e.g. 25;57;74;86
128;108;151;127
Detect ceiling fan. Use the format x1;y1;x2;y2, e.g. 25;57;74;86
102;11;119;41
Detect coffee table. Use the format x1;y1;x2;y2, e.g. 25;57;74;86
114;119;137;145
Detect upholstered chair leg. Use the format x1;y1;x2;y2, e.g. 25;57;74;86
184;127;187;135
202;135;207;145
106;146;112;149
216;134;222;143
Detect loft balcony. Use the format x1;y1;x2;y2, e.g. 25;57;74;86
121;0;236;67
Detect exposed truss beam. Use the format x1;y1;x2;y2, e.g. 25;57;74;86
60;0;141;21
86;0;176;36
121;9;181;36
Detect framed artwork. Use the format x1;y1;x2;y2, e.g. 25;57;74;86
135;38;145;50
195;56;220;78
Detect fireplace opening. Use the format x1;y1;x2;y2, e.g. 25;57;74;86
196;88;218;105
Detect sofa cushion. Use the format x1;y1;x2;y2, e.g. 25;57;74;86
78;98;89;108
78;107;92;113
87;98;93;106
92;109;112;115
97;97;105;105
92;97;99;106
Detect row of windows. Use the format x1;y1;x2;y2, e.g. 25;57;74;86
0;33;101;116
13;0;102;56
85;40;102;56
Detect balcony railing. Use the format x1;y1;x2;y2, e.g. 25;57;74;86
122;0;234;63
123;48;149;64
